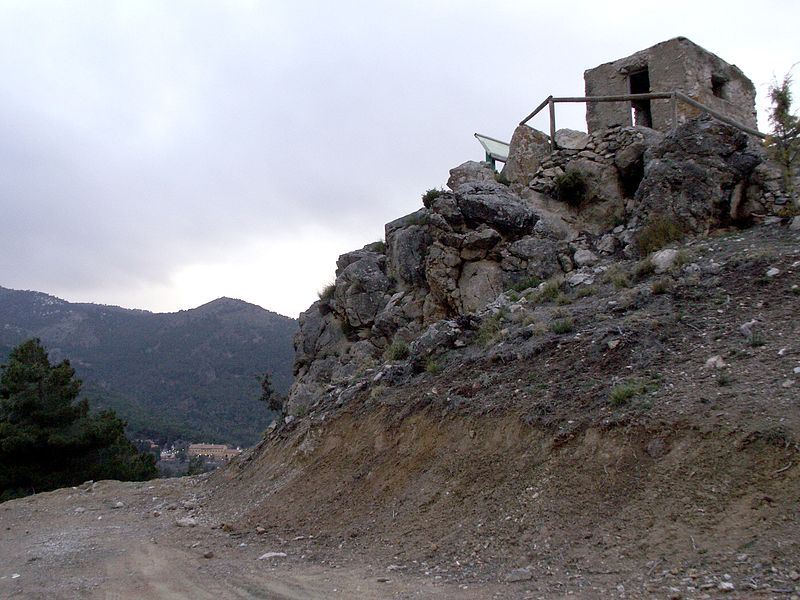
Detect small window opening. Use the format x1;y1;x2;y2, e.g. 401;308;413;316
711;74;729;100
629;68;652;128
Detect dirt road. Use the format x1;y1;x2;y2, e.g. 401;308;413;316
0;477;509;600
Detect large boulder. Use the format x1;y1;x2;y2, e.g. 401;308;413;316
447;161;498;191
555;128;590;150
424;242;461;314
454;183;538;235
506;235;563;280
503;125;551;186
458;260;504;314
333;250;393;329
293;301;348;372
386;221;431;288
634;115;763;233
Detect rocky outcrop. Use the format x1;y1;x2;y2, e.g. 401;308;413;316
633;115;764;233
285;115;786;415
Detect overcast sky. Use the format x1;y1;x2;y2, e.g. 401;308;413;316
1;1;797;318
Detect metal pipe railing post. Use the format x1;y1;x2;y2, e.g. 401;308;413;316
548;96;556;152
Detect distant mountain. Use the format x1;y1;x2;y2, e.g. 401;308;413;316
0;287;297;447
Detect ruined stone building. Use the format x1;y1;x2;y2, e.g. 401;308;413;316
584;37;757;134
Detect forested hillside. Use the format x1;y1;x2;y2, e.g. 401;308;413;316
0;288;297;446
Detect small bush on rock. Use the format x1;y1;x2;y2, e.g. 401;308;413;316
477;312;505;347
635;216;684;255
385;340;410;361
609;381;646;406
633;257;656;281
651;277;672;295
510;276;541;293
554;171;587;207
425;359;442;375
604;264;631;289
532;276;564;303
422;188;445;208
550;318;574;334
318;282;336;302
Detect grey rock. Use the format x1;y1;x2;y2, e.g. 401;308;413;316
447;160;498;192
790;216;800;231
566;270;595;287
386;223;431;287
460;226;501;261
597;233;619;254
573;248;599;267
634;116;763;233
651;248;679;273
455;184;537;235
333;251;392;329
458;260;504;314
258;552;287;560
505;567;533;582
503;125;551;186
424;242;461;313
555;129;590;151
294;303;347;370
385;208;428;235
176;517;197;528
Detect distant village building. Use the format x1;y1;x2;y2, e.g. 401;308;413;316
583;37;757;134
188;443;241;461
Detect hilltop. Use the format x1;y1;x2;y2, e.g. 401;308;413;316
0;290;297;446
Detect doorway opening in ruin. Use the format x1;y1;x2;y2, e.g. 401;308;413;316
628;68;652;128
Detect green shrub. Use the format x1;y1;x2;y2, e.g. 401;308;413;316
633;258;655;281
510;276;541;293
385;340;410;361
576;286;596;298
317;282;336;302
555;292;572;306
422;188;445;208
367;239;386;253
533;277;563;303
609;381;646;406
425;359;442;375
477;312;504;347
604;264;631;289
554;171;587;207
550;318;574;334
651;277;672;295
748;331;766;348
635;216;684;255
674;249;690;267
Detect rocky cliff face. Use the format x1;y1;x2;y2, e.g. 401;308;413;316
285;115;791;415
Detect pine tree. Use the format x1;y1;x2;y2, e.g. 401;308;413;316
767;73;800;200
0;339;156;500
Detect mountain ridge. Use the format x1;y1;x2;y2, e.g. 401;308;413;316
0;286;298;446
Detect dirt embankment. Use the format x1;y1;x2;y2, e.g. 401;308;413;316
210;223;800;597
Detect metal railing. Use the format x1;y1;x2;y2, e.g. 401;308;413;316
519;91;766;152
